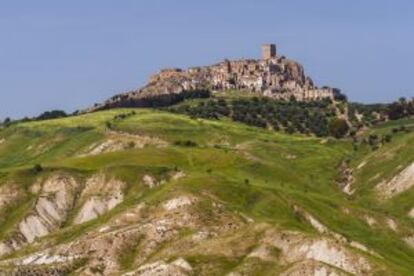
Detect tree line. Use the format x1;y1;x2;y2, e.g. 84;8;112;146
168;96;350;138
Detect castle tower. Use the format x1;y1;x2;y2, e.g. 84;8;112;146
261;44;276;60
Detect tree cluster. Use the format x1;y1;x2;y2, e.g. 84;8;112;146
170;97;349;138
348;97;414;126
387;97;414;120
100;89;211;109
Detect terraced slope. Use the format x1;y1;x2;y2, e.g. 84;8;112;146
0;109;413;275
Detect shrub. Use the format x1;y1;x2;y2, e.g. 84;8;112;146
368;134;379;146
174;140;198;147
383;134;392;143
32;164;43;173
328;118;349;138
36;110;67;121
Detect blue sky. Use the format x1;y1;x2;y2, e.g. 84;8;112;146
1;0;413;119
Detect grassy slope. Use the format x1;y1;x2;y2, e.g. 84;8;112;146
0;108;413;274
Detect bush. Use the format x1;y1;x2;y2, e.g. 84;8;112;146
328;118;349;138
174;140;198;147
32;164;43;173
1;117;13;127
383;134;392;143
35;110;67;121
368;134;379;146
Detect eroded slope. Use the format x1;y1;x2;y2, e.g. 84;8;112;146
0;109;412;275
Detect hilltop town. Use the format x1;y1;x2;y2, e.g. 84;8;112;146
90;44;339;111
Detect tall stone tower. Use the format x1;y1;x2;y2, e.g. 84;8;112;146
261;44;276;60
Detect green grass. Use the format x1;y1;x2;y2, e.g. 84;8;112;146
118;235;143;271
0;108;413;274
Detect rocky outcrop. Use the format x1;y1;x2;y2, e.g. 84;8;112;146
88;45;339;112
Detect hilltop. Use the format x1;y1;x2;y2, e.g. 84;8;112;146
88;44;342;112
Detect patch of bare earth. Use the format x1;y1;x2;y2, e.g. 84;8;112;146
404;236;414;248
376;162;414;199
0;174;80;257
409;208;414;219
81;131;168;156
261;229;372;275
280;259;347;275
141;171;185;189
293;205;380;258
0;184;22;211
0;193;382;275
336;161;355;195
0;194;241;275
235;142;263;163
122;258;192;276
74;174;125;225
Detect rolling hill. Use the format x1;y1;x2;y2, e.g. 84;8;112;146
0;104;413;275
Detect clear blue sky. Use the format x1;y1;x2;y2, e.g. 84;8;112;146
1;0;413;119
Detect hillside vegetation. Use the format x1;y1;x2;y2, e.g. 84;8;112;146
0;105;413;275
168;91;348;137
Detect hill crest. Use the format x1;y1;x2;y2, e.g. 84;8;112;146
88;44;340;112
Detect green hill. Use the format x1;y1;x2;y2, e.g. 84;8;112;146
0;106;413;275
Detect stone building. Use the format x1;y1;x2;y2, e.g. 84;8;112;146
261;44;277;60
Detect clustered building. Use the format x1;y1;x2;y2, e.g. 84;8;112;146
143;44;335;101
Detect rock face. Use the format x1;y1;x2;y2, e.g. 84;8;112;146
89;44;338;111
